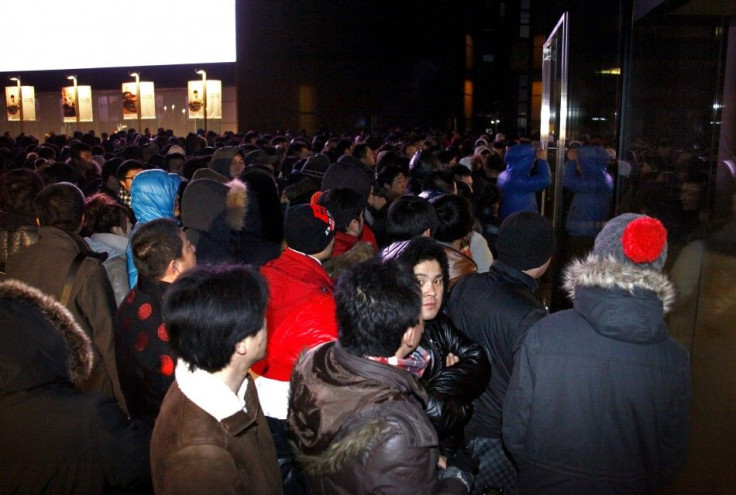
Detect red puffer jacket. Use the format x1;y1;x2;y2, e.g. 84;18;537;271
252;248;338;381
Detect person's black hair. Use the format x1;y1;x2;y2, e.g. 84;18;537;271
101;158;122;182
450;164;471;179
317;187;364;231
122;145;144;161
131;218;182;280
421;170;456;195
69;142;91;160
377;165;404;190
387;195;438;242
39;162;80;186
36;146;56;161
240;167;284;244
335;139;353;157
0;168;44;213
287;141;308;157
116;159;146;181
375;150;405;175
431;194;474;243
352;143;370;162
33;182;84;233
164;264;268;372
395;236;450;307
181;157;208;182
83;192;132;236
336;258;420;357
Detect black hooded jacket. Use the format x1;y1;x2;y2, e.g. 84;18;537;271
0;280;151;494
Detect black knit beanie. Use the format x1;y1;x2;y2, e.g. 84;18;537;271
496;211;555;271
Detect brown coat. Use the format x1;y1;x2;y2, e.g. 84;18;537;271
150;375;283;495
443;245;478;290
288;342;469;494
5;225;124;405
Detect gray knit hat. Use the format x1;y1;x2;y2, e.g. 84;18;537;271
593;213;668;271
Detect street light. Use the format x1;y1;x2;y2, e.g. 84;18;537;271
130;72;142;133
196;69;207;132
66;75;80;129
9;76;23;134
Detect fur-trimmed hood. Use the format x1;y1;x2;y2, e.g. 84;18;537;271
563;254;675;312
563;254;676;344
181;177;248;233
0;279;93;393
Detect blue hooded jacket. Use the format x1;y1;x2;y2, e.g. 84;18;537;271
497;144;551;220
563;145;614;236
126;169;181;288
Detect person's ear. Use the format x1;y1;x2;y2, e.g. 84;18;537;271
421;228;431;238
235;339;248;356
166;259;178;277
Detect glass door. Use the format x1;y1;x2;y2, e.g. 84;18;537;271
540;12;569;230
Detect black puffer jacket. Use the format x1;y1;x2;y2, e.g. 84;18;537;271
0;279;151;494
447;260;548;439
421;313;491;452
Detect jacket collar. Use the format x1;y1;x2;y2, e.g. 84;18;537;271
332;342;428;406
39;226;107;262
272;248;334;290
175;358;256;432
488;259;539;293
563;253;675;313
135;276;170;301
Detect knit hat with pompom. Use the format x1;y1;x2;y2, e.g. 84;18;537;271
593;213;668;271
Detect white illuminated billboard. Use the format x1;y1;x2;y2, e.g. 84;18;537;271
0;0;236;71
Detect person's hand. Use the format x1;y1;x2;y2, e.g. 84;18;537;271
536;148;547;161
445;353;459;367
437;455;447;470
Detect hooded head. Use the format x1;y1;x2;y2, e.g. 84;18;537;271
130;169;181;223
503;143;537;175
0;279;93;393
209;146;244;179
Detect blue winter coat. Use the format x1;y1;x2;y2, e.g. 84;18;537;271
563;145;614;237
126;169;181;288
497;144;552;220
502;255;691;494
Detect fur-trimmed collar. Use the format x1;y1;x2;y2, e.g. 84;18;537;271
225;178;248;231
563;254;675;313
0;279;93;387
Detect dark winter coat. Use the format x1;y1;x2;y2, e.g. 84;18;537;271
446;260;548;440
5;225;125;405
497;143;551;220
288;342;469;494
421;313;491;451
151;376;283;495
181;177;247;264
288;343;466;495
502;254;691;494
114;277;175;428
0;279;151;494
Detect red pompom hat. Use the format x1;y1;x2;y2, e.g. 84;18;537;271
592;213;668;271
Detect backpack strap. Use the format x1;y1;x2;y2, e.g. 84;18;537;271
60;252;87;307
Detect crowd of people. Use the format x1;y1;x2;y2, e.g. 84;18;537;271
0;125;694;494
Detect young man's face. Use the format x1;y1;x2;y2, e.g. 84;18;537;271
387;173;408;200
414;259;444;321
120;168;144;192
230;154;245;179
